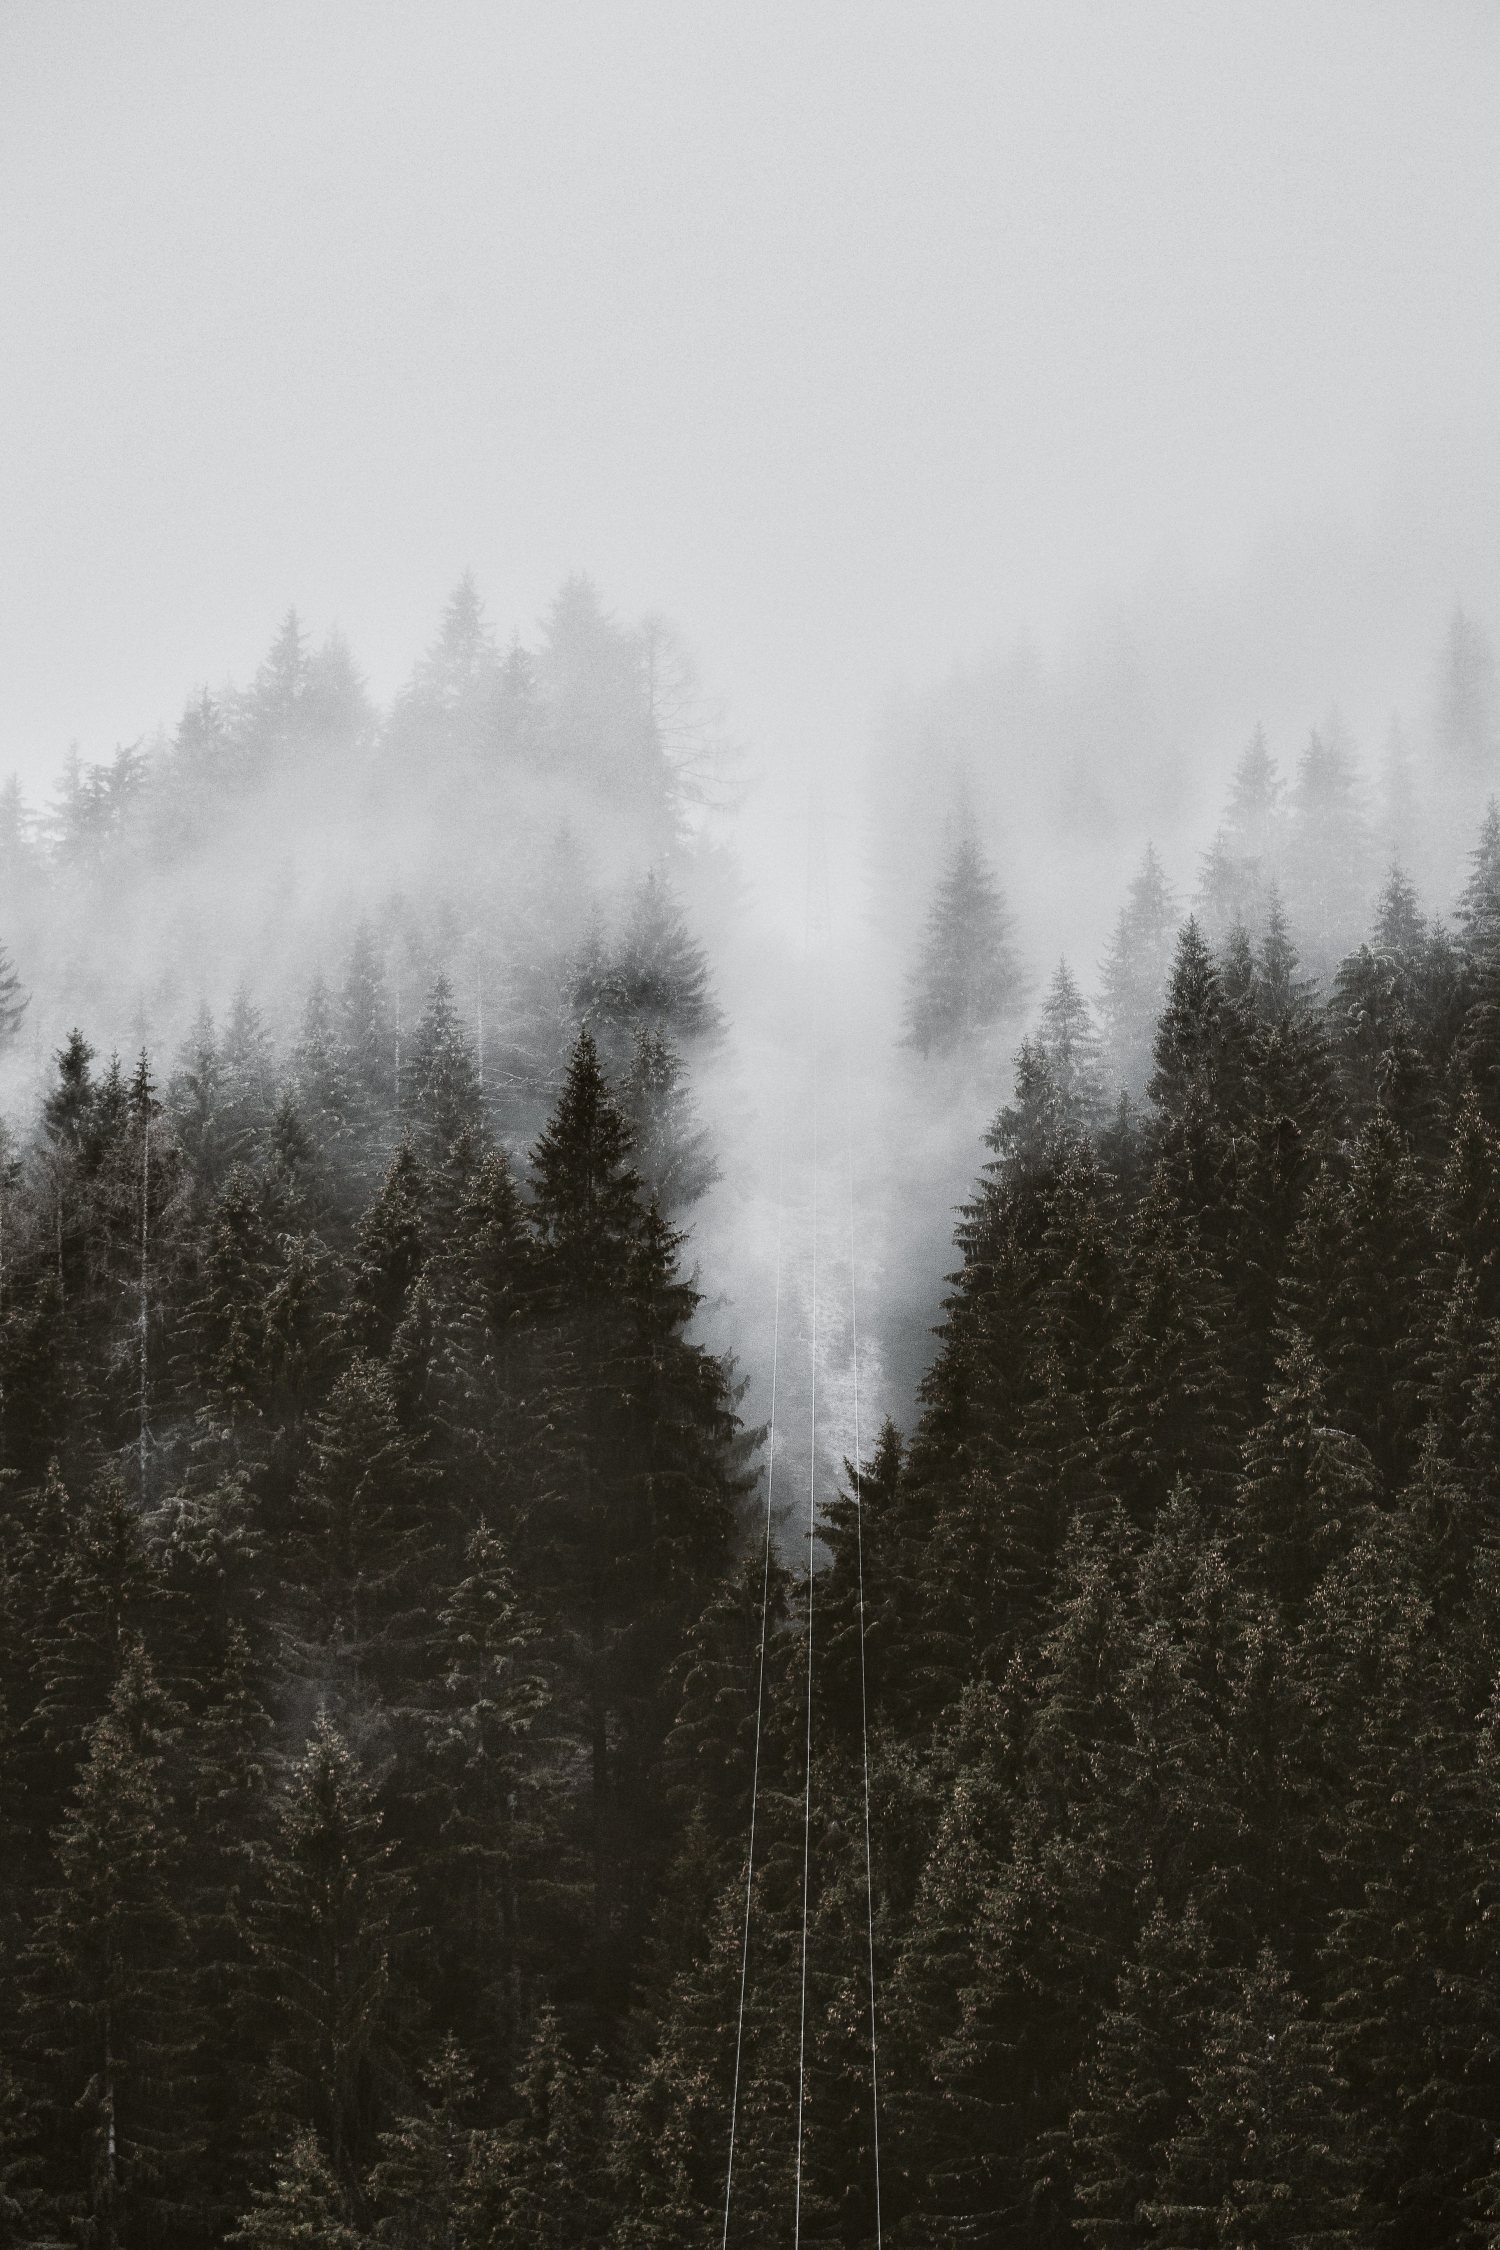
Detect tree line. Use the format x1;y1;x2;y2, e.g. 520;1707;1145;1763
8;628;1500;2243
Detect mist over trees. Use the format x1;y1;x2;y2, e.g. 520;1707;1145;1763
8;581;1500;2243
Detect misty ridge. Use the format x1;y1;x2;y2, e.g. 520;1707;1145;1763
5;571;1496;1280
11;553;1500;2247
5;573;1500;1485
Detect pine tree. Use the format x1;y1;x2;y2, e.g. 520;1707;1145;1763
1196;728;1284;941
609;869;722;1045
1311;1108;1433;1482
1373;861;1427;971
404;976;483;1171
168;1005;232;1206
419;1524;550;2072
234;610;310;781
219;987;276;1163
902;833;1023;1059
909;1517;1138;2239
411;572;500;713
21;1647;200;2250
0;775;36;896
27;1473;158;1782
185;1167;278;1433
1436;602;1496;791
283;1360;436;1693
530;1029;643;1297
344;1142;427;1360
262;1088;330;1231
466;2006;612;2247
383;573;503;791
619;1026;719;1211
1430;1086;1500;1323
1285;721;1373;985
524;1036;740;2009
365;2038;476;2247
1102;1167;1239;1521
1376;718;1421;873
1256;886;1308;1022
816;1420;931;1738
1233;1332;1380;1611
227;2127;364;2250
0;2054;45;2247
1457;799;1500;964
43;1030;96;1156
1149;917;1256;1225
1148;1946;1356;2246
1071;1895;1223;2248
1099;844;1178;1099
290;977;351;1162
1037;958;1106;1134
0;942;26;1053
1308;1503;1478;2242
248;1717;411;2193
338;924;394;1183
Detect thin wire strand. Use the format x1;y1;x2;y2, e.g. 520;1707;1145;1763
721;1122;786;2250
794;1020;818;2250
848;1092;883;2248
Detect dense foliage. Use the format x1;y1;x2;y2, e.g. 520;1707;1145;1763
9;597;1500;2244
0;944;748;2245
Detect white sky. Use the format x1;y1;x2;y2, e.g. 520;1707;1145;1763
3;1;1499;795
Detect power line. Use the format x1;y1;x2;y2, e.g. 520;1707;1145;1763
848;1091;883;2248
720;1123;786;2250
793;991;819;2250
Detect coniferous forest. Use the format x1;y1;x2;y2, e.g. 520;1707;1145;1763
9;586;1500;2250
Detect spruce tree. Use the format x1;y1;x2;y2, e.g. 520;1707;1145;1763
1457;799;1500;964
43;1030;96;1156
185;1167;278;1433
902;833;1022;1060
337;924;394;1188
1233;1333;1380;1612
1102;1167;1239;1521
1312;1107;1433;1482
619;1026;719;1212
524;1034;739;2011
344;1143;427;1360
1071;1896;1223;2248
529;1028;642;1296
1436;601;1497;791
419;1525;550;2073
219;988;276;1165
1285;721;1373;984
21;1648;200;2250
610;869;722;1045
1256;885;1307;1020
465;2006;611;2247
1148;1946;1356;2246
1195;727;1284;941
168;1006;232;1208
248;1717;411;2194
282;1360;436;1695
0;942;27;1053
226;2128;364;2250
1037;958;1106;1134
365;2038;477;2248
1309;1505;1478;2242
404;976;483;1171
1099;844;1178;1099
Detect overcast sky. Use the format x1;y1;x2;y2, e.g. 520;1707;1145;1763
3;1;1499;797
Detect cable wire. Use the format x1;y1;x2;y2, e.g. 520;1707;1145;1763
720;1123;786;2250
793;1023;819;2250
848;1093;884;2248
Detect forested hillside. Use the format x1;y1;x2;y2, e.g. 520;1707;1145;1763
8;581;1500;2245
